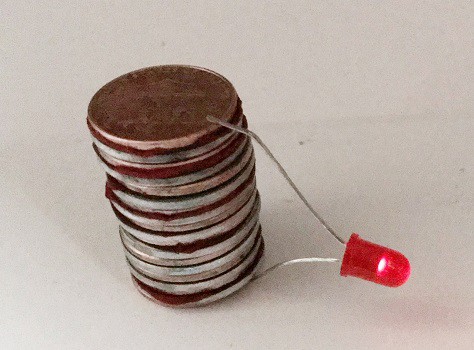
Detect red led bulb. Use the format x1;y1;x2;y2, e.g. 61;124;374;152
340;233;411;287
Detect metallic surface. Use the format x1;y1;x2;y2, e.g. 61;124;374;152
94;132;240;173
88;65;264;307
128;236;262;295
88;65;238;148
110;185;257;232
97;139;251;187
131;241;263;308
113;148;254;197
109;160;255;212
124;224;261;283
90;114;243;164
120;207;260;265
117;193;260;247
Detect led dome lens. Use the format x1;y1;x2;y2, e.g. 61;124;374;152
340;234;411;287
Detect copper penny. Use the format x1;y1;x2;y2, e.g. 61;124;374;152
88;65;238;149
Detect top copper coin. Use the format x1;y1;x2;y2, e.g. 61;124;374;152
88;65;238;148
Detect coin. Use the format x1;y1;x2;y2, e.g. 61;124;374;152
88;65;239;149
110;146;255;197
128;235;262;295
110;185;257;231
124;224;260;283
131;239;264;307
94;133;245;179
116;192;260;247
91;123;230;164
119;200;260;265
97;139;251;187
108;160;255;213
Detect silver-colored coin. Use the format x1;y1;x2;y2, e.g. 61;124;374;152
91;116;243;164
128;235;262;295
96;132;239;173
111;184;257;232
131;255;260;308
109;155;255;213
98;139;250;187
120;206;260;265
118;191;260;247
116;148;254;197
124;223;260;283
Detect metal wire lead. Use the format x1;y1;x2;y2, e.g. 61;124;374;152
207;115;346;245
251;258;340;281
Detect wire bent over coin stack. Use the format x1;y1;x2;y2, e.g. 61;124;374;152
87;65;264;307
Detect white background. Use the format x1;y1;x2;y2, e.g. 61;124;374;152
1;1;473;349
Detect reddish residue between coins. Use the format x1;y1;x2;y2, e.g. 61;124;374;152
106;167;256;221
117;201;259;254
132;238;264;306
87;100;244;157
95;133;247;179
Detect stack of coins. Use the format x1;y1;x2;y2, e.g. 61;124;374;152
87;65;264;307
